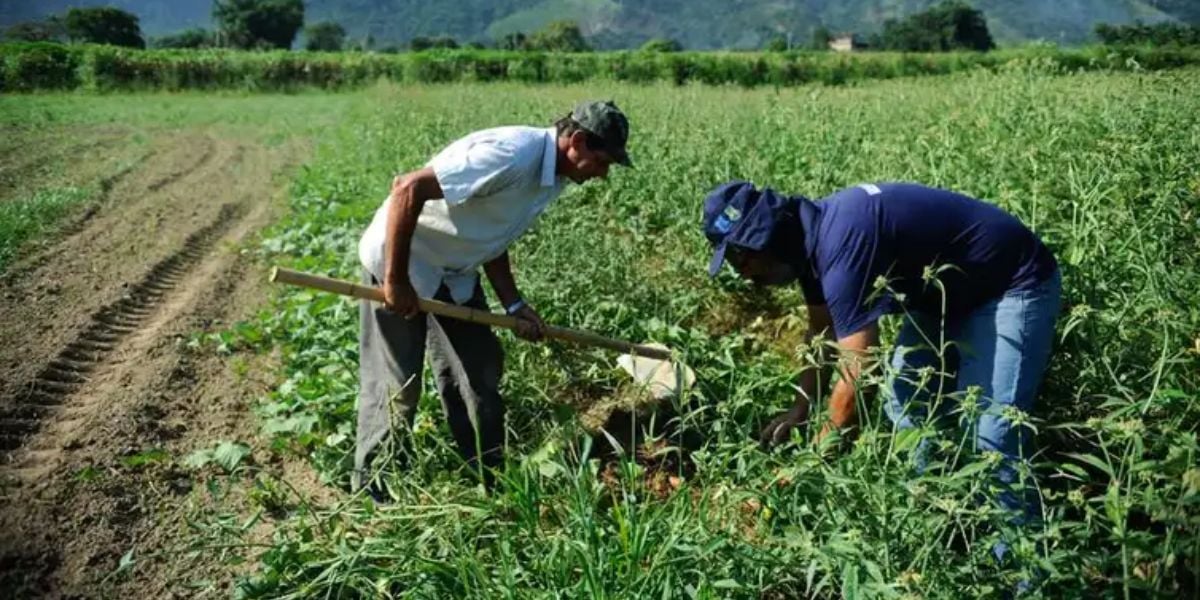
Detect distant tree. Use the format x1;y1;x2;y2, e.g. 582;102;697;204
1096;22;1200;46
410;36;458;51
64;7;144;48
880;1;994;52
1095;23;1120;44
765;34;788;52
641;37;682;52
947;2;993;50
810;25;832;50
880;18;924;51
497;32;527;51
213;0;304;50
465;41;487;50
348;33;376;52
305;21;345;51
4;19;66;43
152;28;213;49
525;20;590;52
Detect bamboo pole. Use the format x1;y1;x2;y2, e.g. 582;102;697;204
270;267;672;361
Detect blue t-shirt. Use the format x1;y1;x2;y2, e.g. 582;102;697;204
796;183;1057;339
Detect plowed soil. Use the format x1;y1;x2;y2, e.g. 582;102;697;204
0;127;316;598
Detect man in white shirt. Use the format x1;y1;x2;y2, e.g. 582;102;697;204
355;100;631;494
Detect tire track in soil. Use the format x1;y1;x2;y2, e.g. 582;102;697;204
0;133;221;402
0;132;217;289
145;139;217;193
0;204;241;458
0;130;315;598
0;131;129;196
0;150;151;288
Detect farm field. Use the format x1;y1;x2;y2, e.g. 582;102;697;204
0;92;355;596
1;65;1198;598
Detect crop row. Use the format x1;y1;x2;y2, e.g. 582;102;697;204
3;42;1200;92
236;70;1200;597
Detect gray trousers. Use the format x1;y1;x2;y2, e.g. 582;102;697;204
353;270;505;491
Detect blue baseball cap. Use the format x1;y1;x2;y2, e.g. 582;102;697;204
702;181;790;276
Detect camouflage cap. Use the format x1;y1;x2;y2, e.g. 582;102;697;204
570;100;632;167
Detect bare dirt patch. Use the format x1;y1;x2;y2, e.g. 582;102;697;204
0;126;141;204
0;128;320;598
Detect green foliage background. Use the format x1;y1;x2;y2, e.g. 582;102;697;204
3;42;1200;93
63;6;145;49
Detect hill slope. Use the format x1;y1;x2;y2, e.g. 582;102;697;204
0;0;1195;48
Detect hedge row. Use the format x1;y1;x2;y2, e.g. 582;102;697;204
2;43;1198;92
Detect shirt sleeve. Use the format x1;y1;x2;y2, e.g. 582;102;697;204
428;138;523;205
819;223;890;339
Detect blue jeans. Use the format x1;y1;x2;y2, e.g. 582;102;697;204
884;270;1061;553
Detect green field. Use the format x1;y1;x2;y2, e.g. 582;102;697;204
0;91;356;274
3;61;1194;596
217;65;1200;598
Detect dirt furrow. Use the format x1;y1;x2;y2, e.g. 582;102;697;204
0;130;131;199
0;133;232;405
0;204;242;459
0;128;311;598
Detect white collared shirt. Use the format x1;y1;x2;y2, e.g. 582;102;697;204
358;126;567;304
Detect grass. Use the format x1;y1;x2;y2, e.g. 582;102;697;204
0;186;90;271
0;90;361;133
10;65;1189;596
220;66;1200;597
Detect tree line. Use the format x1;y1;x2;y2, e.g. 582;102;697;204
1095;22;1200;47
2;1;334;52
7;43;1199;95
4;1;1197;53
0;2;597;53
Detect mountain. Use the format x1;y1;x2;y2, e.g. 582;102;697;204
0;0;213;37
1;0;1196;48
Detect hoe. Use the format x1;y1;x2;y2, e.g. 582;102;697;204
270;267;696;401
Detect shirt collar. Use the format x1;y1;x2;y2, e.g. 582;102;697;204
540;127;558;188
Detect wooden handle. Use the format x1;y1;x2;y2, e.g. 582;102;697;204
270;268;672;361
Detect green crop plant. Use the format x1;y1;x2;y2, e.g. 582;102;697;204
233;66;1200;597
4;42;1200;93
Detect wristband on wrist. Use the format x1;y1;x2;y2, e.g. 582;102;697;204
504;298;526;315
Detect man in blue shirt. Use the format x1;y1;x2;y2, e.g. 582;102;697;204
703;181;1061;554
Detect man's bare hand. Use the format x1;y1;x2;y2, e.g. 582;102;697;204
759;400;811;448
512;304;547;342
383;278;420;318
